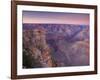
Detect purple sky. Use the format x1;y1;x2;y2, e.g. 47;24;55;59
22;11;89;25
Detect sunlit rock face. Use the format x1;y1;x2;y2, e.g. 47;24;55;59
23;28;55;68
23;24;89;68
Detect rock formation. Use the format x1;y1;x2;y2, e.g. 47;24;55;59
23;28;55;68
23;24;89;68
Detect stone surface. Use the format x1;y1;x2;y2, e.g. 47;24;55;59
23;24;89;68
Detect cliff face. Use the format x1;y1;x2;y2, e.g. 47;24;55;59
23;24;89;68
23;28;55;68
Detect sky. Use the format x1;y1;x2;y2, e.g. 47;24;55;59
22;11;89;25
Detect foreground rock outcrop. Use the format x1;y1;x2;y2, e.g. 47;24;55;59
23;28;56;68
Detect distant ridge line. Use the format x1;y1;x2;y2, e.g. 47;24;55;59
23;23;89;26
